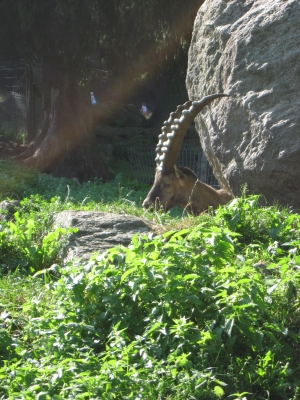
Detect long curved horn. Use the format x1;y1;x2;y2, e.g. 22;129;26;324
155;93;229;172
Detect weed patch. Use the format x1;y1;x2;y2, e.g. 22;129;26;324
0;169;299;398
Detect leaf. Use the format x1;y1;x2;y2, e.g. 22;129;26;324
184;294;200;305
73;273;84;284
253;330;264;351
121;266;137;282
267;283;278;294
125;249;137;263
145;322;161;337
280;263;289;277
163;230;176;239
36;392;49;399
142;266;154;282
253;295;266;313
33;268;49;277
229;214;240;229
213;385;225;398
219;267;236;274
183;274;199;281
214;379;228;387
171;228;189;239
223;318;234;337
270;224;281;239
237;278;251;284
201;287;215;293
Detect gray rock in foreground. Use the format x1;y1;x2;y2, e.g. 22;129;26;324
54;211;150;262
187;0;300;209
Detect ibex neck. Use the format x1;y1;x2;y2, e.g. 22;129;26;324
183;179;222;214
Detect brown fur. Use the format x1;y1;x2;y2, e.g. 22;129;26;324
143;95;232;214
142;166;233;214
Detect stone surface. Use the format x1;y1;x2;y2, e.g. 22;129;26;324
53;211;150;261
186;0;300;209
0;200;20;221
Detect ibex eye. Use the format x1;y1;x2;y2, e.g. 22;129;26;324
164;183;170;188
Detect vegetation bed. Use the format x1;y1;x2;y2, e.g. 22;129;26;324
0;161;299;399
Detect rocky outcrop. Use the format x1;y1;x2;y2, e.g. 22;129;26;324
186;0;300;209
53;211;150;261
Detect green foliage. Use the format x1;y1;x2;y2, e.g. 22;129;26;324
0;207;74;273
0;124;26;144
0;0;101;74
0;184;299;398
98;0;204;85
8;212;72;271
216;189;300;258
0;169;149;273
0;160;147;205
0;0;203;109
110;129;157;160
0;160;39;199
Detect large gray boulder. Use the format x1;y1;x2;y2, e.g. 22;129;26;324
187;0;300;209
54;211;150;262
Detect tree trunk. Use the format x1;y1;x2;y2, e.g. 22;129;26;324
16;61;109;182
26;59;36;143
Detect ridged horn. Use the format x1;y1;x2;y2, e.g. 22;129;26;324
155;93;229;172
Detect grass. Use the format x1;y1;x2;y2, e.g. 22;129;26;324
0;160;299;399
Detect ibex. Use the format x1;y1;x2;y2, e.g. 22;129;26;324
142;94;233;215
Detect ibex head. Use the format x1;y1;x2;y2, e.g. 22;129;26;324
143;94;232;214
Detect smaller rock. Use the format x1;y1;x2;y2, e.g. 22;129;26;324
0;200;20;221
53;211;151;262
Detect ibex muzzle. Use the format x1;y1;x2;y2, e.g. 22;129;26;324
142;94;233;214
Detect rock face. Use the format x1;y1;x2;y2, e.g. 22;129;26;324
186;0;300;209
53;211;150;261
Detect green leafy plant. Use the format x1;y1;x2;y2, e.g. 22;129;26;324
1;211;75;271
0;160;38;200
0;172;299;398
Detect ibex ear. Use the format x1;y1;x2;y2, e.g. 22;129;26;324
174;165;186;181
